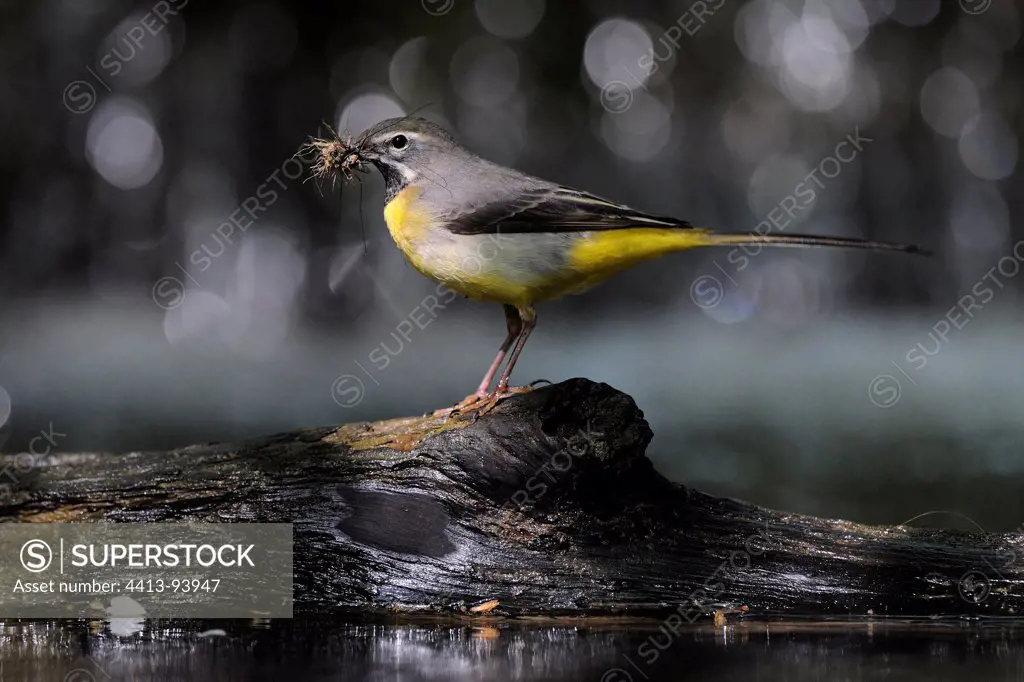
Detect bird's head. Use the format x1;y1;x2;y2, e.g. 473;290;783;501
344;116;459;191
306;116;459;194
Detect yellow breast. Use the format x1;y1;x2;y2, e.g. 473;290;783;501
382;186;534;305
383;186;432;254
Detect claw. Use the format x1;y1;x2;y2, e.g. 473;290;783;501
432;392;489;418
432;385;535;420
469;386;534;417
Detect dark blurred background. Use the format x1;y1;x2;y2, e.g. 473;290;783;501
0;0;1021;530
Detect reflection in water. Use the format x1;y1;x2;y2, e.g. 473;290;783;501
1;618;1024;681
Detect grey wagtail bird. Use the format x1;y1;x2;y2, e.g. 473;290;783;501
310;116;928;414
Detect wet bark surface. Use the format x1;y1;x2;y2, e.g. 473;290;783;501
1;378;1020;618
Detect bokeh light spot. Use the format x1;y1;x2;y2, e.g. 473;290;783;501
85;96;163;190
583;18;652;90
475;0;545;40
920;67;980;139
450;37;520;107
337;92;406;136
958;113;1018;181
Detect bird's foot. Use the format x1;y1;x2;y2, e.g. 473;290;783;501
432;392;490;418
472;385;533;417
431;385;534;419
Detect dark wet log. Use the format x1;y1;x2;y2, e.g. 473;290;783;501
1;378;1021;619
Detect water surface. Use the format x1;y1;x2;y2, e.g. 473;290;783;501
3;617;1024;681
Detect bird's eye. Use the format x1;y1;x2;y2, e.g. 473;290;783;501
391;134;408;150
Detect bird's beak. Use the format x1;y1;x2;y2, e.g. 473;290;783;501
340;147;371;178
349;138;378;161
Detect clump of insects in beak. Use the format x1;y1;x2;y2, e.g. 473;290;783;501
303;125;369;190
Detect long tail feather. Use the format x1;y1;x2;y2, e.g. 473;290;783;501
698;231;931;256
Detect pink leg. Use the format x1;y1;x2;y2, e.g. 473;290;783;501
495;305;536;394
472;305;523;396
433;305;522;416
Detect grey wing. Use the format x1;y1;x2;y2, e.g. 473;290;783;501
444;186;691;235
